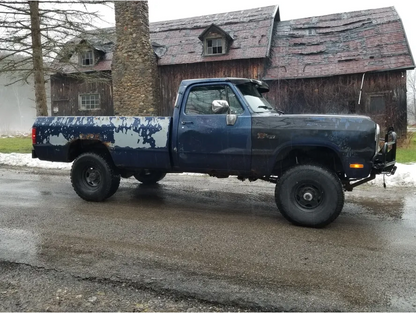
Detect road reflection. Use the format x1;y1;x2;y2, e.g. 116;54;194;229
402;192;416;224
346;187;416;223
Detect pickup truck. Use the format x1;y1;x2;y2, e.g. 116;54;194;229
32;78;397;227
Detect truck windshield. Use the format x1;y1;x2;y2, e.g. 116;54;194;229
236;83;277;113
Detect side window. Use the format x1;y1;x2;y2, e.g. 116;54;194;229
226;86;244;114
185;85;244;115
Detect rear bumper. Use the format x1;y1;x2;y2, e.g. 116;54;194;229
372;127;397;175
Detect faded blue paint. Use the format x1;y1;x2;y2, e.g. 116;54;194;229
251;114;377;178
171;80;252;174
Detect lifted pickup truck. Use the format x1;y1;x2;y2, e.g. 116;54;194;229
32;78;397;227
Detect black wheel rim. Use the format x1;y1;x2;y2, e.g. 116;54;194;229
83;166;101;187
293;182;323;210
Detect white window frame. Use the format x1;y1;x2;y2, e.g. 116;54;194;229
205;38;225;55
80;50;94;66
79;94;100;110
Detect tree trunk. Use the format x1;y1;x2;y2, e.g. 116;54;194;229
29;1;48;116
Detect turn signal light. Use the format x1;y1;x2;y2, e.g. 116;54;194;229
350;164;364;169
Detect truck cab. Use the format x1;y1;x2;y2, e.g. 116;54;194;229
172;78;270;175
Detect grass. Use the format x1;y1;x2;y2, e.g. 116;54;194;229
0;132;415;164
396;132;416;164
0;136;32;154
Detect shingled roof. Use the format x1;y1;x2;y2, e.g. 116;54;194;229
149;5;279;65
264;6;415;80
55;5;414;78
54;5;279;73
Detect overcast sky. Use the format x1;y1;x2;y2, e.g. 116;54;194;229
99;0;416;60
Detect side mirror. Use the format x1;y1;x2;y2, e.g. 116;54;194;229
212;100;229;114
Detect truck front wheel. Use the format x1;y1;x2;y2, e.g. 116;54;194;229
71;153;120;201
134;170;166;185
275;164;344;228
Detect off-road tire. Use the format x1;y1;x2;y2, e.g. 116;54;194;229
108;174;121;198
275;164;344;228
71;152;120;201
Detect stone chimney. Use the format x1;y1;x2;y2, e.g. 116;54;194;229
112;1;160;116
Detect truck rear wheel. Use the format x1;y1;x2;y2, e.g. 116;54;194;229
275;164;344;228
134;170;166;185
71;152;120;201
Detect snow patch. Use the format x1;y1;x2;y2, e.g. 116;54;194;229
0;153;415;187
0;153;72;169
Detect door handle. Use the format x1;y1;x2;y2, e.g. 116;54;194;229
181;121;194;125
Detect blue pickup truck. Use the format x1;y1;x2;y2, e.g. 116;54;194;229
32;78;397;227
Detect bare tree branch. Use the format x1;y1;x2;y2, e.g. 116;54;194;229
0;0;114;116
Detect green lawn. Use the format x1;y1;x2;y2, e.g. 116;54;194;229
0;136;32;154
0;132;415;164
396;132;416;164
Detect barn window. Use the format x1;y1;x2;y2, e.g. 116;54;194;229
199;24;233;57
79;94;100;110
205;38;224;55
80;50;94;66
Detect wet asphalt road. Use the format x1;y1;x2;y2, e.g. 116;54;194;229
0;166;415;311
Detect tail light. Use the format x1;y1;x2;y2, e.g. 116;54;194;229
32;127;36;145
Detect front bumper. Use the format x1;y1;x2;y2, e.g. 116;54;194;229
344;127;397;191
372;127;397;175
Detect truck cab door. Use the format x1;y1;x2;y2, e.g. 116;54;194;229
175;83;251;174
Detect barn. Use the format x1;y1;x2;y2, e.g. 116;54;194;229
50;5;414;135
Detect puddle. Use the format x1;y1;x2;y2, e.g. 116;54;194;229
0;228;39;263
347;188;416;223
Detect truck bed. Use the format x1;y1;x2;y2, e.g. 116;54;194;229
33;116;173;170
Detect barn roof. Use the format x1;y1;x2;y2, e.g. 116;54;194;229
149;5;279;65
264;6;415;80
54;5;279;73
55;5;414;79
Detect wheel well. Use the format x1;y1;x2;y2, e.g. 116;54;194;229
273;146;344;177
67;140;112;162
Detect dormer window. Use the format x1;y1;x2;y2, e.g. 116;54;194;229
206;38;224;55
80;50;94;66
199;24;233;57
